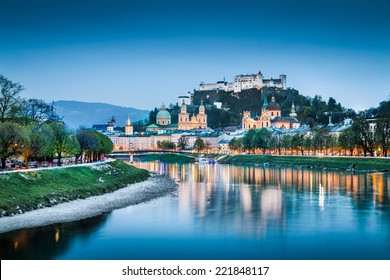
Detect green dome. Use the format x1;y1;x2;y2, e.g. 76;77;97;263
157;110;171;119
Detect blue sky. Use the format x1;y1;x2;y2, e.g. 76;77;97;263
1;0;389;111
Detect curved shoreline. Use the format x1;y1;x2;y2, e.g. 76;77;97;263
220;155;390;173
0;174;177;234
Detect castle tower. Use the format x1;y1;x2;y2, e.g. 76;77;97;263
279;74;287;89
125;116;133;135
289;102;297;118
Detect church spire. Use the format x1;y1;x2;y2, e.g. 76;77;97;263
289;102;297;118
262;94;268;109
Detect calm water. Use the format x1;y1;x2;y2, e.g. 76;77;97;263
1;162;390;260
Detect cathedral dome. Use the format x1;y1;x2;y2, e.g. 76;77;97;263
267;102;281;110
156;103;171;120
267;95;281;110
156;110;171;119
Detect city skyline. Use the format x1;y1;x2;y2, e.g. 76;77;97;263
1;0;389;111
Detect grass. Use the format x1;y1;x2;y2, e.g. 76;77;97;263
0;161;149;216
141;154;194;163
220;155;390;172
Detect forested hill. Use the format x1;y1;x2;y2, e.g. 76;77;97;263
191;87;356;128
54;100;149;129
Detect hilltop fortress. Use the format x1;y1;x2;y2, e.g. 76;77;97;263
199;71;286;93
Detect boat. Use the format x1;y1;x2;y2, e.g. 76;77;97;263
197;157;210;164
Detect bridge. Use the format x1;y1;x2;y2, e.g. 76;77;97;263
107;150;196;159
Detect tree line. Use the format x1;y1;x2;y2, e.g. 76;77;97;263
0;74;113;169
228;108;390;157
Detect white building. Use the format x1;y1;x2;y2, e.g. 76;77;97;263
199;71;286;93
178;95;191;105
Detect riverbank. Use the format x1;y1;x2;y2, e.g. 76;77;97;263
0;160;150;216
219;155;390;172
141;154;194;163
0;173;177;234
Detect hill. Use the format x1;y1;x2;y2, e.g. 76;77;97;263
190;87;355;128
53;100;150;129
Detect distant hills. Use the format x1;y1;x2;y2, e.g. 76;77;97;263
53;100;150;129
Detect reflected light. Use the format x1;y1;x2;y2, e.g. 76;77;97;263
319;183;325;211
55;229;60;242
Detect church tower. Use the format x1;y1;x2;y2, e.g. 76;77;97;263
198;100;207;127
178;101;189;130
125;116;133;135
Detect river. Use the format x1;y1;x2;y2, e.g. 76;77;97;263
1;162;390;259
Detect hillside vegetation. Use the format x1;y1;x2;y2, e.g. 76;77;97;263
148;87;356;129
0;161;149;216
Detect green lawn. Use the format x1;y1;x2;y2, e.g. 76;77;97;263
0;161;149;216
220;155;390;172
141;154;194;163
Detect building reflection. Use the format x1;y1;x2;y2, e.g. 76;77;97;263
136;161;390;238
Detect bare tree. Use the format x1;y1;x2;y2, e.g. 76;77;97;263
0;75;24;122
177;136;188;150
0;122;25;169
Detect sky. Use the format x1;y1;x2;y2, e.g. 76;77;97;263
0;0;389;111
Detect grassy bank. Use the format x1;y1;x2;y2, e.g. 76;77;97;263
220;155;390;172
141;154;194;163
0;161;149;216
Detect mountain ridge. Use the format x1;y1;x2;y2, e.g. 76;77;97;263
53;100;150;129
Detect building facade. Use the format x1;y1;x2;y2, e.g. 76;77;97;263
178;101;207;130
242;96;300;130
199;71;286;93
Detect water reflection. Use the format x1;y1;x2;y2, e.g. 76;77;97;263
1;162;389;259
0;215;109;260
135;162;390;214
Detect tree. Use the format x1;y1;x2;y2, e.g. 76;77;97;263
22;123;54;167
66;134;81;162
312;129;326;155
228;137;242;152
251;128;272;154
338;128;356;156
281;134;292;155
50;122;70;166
193;137;205;152
303;135;312;155
76;129;101;163
375;100;390;156
241;129;256;153
0;122;25;169
18;99;59;125
291;133;305;155
0;75;24;122
326;134;338;155
269;132;283;155
177;136;188;150
159;140;176;150
93;131;114;160
351;116;375;157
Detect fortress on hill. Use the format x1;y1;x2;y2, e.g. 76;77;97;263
199;71;286;93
